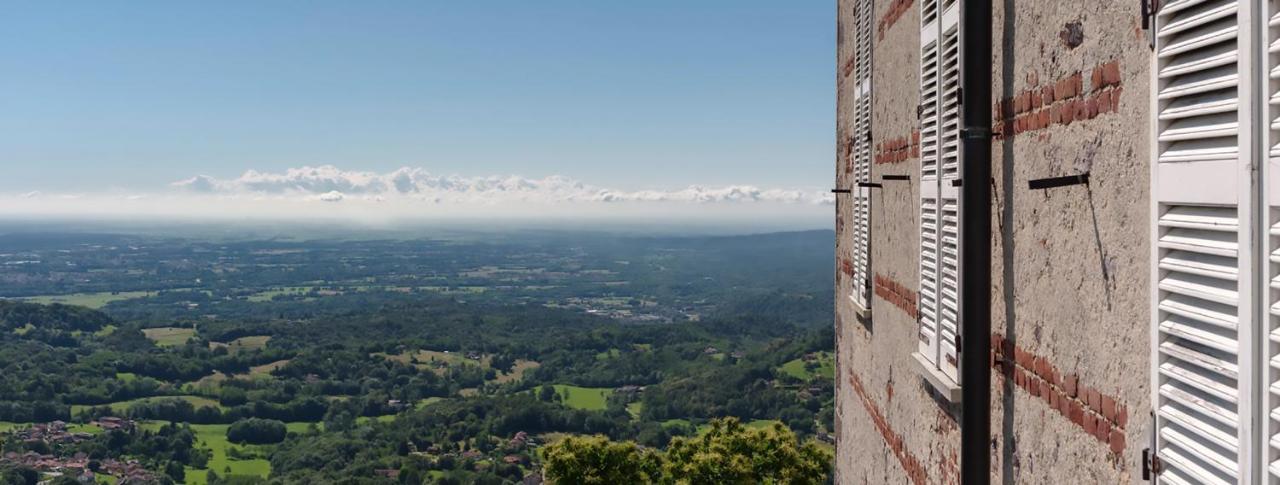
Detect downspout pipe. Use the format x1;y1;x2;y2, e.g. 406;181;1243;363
960;0;993;483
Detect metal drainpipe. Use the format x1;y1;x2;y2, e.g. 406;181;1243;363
959;0;993;482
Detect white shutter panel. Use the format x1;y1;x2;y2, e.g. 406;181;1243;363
917;0;942;364
851;0;874;311
1151;0;1256;483
1262;0;1280;481
936;3;962;383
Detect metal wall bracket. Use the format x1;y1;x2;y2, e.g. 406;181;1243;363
830;188;852;194
1027;173;1089;190
856;182;883;189
882;175;911;181
1142;448;1162;480
1141;0;1157;50
960;127;990;140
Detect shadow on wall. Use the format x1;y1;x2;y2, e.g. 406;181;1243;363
1000;0;1017;482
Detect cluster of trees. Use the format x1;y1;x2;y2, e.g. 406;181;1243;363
543;418;831;484
226;418;288;444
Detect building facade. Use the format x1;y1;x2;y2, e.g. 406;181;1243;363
835;0;1280;482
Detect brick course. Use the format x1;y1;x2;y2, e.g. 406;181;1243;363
874;273;918;319
993;60;1123;139
849;372;928;485
877;0;913;40
874;130;921;165
991;333;1129;455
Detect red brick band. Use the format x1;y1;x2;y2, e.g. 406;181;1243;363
993;60;1123;139
874;273;918;319
849;372;929;485
991;333;1128;455
878;0;913;40
875;130;921;165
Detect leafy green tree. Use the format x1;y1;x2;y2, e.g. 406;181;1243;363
543;435;663;484
663;418;830;484
164;460;186;482
226;418;288;444
543;418;831;485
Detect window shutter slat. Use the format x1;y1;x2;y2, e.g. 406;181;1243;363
1262;0;1280;480
916;0;961;385
1151;0;1254;483
934;4;962;382
850;0;874;311
917;4;941;363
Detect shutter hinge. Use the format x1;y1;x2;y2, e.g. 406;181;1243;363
957;87;963;105
916;104;924;120
1141;0;1157;50
1142;448;1162;480
955;335;962;354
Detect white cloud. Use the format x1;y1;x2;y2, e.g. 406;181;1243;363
316;190;345;202
0;165;831;225
171;165;833;206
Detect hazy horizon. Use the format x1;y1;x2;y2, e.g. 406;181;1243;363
2;2;833;223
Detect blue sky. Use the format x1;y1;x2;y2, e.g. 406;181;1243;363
0;1;833;222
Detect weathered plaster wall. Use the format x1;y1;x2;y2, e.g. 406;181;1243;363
835;0;1153;482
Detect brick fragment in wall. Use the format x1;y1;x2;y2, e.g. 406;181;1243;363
877;0;913;40
989;333;1130;455
873;273;918;319
992;60;1123;140
840;258;855;277
848;372;929;485
842;57;856;78
874;130;921;165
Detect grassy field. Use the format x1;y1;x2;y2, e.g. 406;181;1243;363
626;402;643;419
139;422;271;485
595;348;621;360
209;335;272;353
355;414;397;425
492;359;540;384
72;395;223;416
248;359;290;376
285;422;320;434
553;385;613;411
24;291;153;309
115;372;138;382
0;422;22;433
779;352;835;381
143;327;196;347
416;397;445;409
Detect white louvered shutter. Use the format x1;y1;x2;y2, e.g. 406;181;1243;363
917;0;942;365
1262;0;1280;482
935;1;962;383
916;0;962;384
851;0;874;311
1151;0;1257;482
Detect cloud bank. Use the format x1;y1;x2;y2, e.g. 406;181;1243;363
3;165;832;225
168;166;832;206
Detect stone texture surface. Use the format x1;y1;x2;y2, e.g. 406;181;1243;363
835;0;1152;483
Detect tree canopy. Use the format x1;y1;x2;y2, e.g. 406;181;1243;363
543;417;832;485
